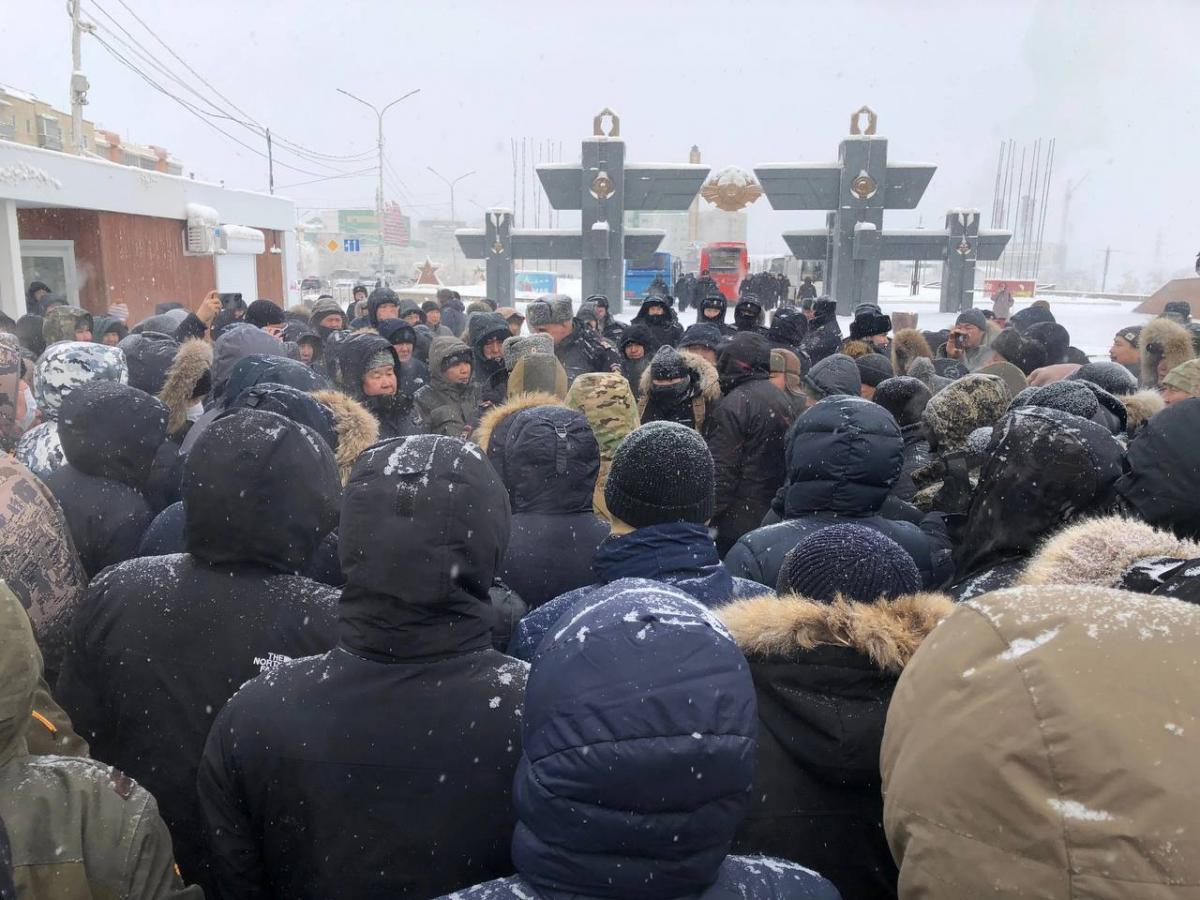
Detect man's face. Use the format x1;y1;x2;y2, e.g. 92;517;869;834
682;344;716;365
507;318;524;337
101;331;120;346
33;288;48;303
594;305;608;322
298;343;315;363
646;304;665;318
393;341;413;362
319;313;344;330
533;322;571;344
402;312;421;326
482;336;504;361
354;290;367;304
75;327;93;342
702;306;722;321
425;309;441;326
958;324;983;349
1162;384;1193;407
624;342;645;360
860;383;876;400
362;364;397;397
869;334;889;349
444;360;472;385
1158;359;1171;382
377;303;399;322
1110;337;1139;366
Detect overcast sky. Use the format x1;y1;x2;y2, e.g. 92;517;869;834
7;0;1199;285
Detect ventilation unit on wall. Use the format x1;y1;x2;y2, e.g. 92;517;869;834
184;202;219;255
216;224;266;255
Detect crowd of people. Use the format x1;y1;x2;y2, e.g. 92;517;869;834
0;276;1197;899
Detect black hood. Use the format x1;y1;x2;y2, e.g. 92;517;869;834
58;380;168;489
228;382;339;455
377;319;417;347
956;406;1125;578
631;297;677;325
783;396;902;518
367;287;400;327
768;307;808;346
183;408;340;572
1116;398;1200;540
221;353;327;409
116;331;180;395
717;332;771;394
700;295;728;325
467;312;510;379
327;333;400;401
502;406;599;515
338;435;511;662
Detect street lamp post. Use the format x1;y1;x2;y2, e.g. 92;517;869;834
427;167;474;281
337;87;420;282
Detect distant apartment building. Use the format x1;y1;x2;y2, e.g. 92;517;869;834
0;83;181;175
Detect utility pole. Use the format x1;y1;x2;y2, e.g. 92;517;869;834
337;87;420;281
427;167;474;281
1101;245;1115;292
68;0;91;154
266;128;274;194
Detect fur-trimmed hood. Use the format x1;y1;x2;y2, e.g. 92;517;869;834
474;390;566;453
892;328;934;376
1140;317;1195;387
1018;515;1200;590
310;388;379;484
1122;388;1165;431
637;347;720;402
719;591;954;674
158;338;212;435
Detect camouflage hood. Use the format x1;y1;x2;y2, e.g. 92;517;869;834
0;341;21;451
565;371;640;462
0;582;38;763
41;305;93;347
921;373;1010;452
33;341;127;421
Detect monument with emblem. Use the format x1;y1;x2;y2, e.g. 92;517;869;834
457;110;709;311
756;107;1011;314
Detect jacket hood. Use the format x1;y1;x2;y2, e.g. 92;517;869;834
637;347;720;402
377;318;416;346
1115;397;1200;539
117;331;179;395
804;352;861;398
620;323;656;350
467;312;510;353
783;396;903;517
718;332;771;393
211;323;286;399
921;372;1010;451
0;583;40;764
183;407;340;572
222;353;327;408
338;435;510;661
502;405;599;515
428;335;472;385
310;389;379;484
33;341;128;420
158;338;212;434
227;382;339;456
133;310;186;336
476;391;567;492
1122;388;1165;432
768;308;808;346
632;297;678;323
591;521;734;603
58;381;167;488
42;305;92;345
1019;515;1200;590
0;342;20;450
955;406;1125;578
564;373;640;462
366;287;400;327
882;586;1200;897
511;579;757;899
327;332;399;401
1140;316;1194;387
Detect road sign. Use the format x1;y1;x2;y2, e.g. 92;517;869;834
325;239;339;252
344;238;361;253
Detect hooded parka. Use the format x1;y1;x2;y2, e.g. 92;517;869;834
415;335;482;437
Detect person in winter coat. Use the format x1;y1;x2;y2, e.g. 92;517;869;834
378;318;431;396
42;305;94;346
950;406;1125;600
0;587;202;898
707;333;796;554
620;324;654;398
588;294;625;343
469;311;513;408
800;298;842;364
722;524;953;900
628;296;684;350
42;382;166;578
680;322;724;366
56;409;343;892
734;295;769;335
199;435;527;900
450;579;841;900
507;421;764;662
15;341;128;479
414;335;480;437
638;344;722;432
767;305;809;356
564;371;640;523
1108;324;1142;379
93;314;128;346
434;288;467;336
421;300;454;336
490;405;610;608
725;397;954;590
804;352;861;404
882;585;1200;898
504;353;568;400
329;331;423;439
698;293;738;336
1139;315;1195;388
308;295;346;337
365;287;400;329
527;297;623;382
872;376;933;503
941;308;999;372
1113;397;1200;540
118;331;179;395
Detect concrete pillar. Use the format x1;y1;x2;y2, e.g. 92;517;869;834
484;208;514;307
834;136;887;314
580;137;625;313
0;201;24;321
940;209;980;313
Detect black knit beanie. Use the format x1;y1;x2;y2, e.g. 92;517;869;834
604;421;715;528
855;353;894;388
777;523;920;602
245;299;286;328
649;344;689;382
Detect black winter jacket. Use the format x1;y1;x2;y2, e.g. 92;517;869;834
893;423;933;503
629;298;684;351
55;409;343;892
1114;398;1200;541
496;406;609;608
328;332;424;439
800;312;842;364
197;435;526;900
555;320;623;383
725;397;954;590
42;381;167;578
707;334;796;555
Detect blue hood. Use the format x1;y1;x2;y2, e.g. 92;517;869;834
512;579;757;899
593;522;735;604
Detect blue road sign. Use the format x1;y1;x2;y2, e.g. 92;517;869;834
344;238;361;253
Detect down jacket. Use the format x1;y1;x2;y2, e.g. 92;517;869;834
726;397;954;591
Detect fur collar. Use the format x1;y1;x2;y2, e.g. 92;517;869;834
158;338;212;435
473;391;566;451
1140;318;1195;386
311;389;379;483
892;328;933;375
1123;389;1165;431
1018;515;1200;589
717;592;954;673
637;348;720;401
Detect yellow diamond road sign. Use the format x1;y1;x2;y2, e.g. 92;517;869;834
325;239;339;252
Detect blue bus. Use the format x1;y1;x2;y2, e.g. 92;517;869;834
625;252;672;302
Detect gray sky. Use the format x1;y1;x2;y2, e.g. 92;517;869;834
7;0;1200;285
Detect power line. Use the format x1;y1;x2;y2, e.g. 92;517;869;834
274;167;376;190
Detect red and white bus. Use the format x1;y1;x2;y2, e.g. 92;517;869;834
700;242;748;302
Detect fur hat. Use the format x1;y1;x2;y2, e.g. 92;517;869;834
502;333;554;371
525;297;573;327
1070;361;1138;396
922;373;1010;451
1140;317;1195;387
873;376;932;428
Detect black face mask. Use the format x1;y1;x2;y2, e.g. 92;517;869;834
651;379;692;406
